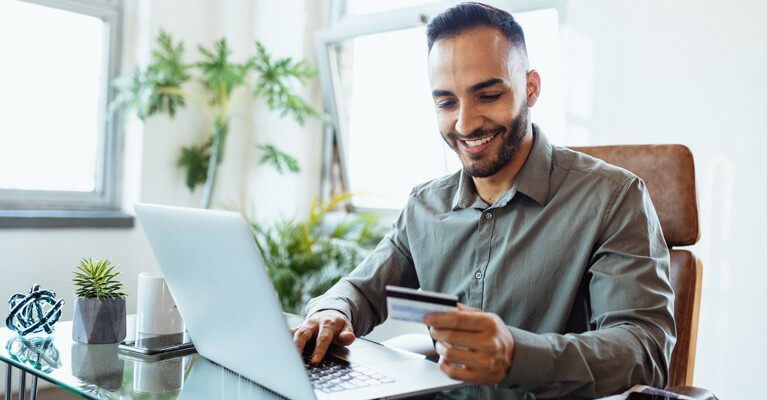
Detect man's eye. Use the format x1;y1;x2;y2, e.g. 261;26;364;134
480;94;501;101
437;100;456;109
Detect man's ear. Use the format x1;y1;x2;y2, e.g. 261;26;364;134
526;69;541;107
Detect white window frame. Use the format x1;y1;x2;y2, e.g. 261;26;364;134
315;0;564;213
0;0;124;213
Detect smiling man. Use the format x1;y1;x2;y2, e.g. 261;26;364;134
292;2;676;399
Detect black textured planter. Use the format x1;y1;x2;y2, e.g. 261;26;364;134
72;297;127;344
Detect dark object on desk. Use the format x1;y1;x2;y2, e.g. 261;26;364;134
628;393;678;400
6;284;64;336
571;145;702;389
119;332;195;357
666;386;719;400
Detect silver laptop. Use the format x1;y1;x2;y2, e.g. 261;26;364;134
135;204;466;400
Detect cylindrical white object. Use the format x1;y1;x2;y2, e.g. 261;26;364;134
136;272;184;335
133;357;184;393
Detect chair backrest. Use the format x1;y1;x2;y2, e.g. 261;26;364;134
570;145;702;387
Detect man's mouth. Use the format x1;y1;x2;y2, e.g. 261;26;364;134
458;132;500;154
463;135;496;148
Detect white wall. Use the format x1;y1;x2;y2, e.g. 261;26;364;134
560;1;766;398
0;0;324;394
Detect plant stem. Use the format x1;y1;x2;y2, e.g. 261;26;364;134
200;121;229;208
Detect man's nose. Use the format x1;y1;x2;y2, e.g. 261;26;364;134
456;103;483;136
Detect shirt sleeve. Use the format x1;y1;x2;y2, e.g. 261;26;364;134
499;176;676;397
305;201;421;337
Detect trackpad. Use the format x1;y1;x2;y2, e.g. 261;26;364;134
329;339;420;365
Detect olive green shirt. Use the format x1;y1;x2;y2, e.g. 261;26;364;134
307;126;675;399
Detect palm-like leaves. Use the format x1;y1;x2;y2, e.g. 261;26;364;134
72;258;126;300
110;31;326;208
257;144;299;174
251;195;385;314
111;30;189;120
251;42;326;125
197;38;248;102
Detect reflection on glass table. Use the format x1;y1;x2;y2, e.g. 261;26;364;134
1;319;198;400
1;316;313;400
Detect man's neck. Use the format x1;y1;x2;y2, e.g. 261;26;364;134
472;128;534;205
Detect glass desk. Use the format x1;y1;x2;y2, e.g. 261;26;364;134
7;317;680;400
1;319;292;400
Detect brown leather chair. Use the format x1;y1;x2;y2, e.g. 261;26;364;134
571;145;715;399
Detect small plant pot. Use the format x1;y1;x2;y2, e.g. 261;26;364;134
72;297;127;344
71;342;125;389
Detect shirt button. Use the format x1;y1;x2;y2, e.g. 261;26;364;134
475;272;482;279
485;212;493;220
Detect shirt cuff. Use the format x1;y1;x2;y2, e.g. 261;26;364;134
305;297;354;325
497;326;555;390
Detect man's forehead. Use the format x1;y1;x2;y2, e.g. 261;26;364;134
428;26;511;60
427;26;516;88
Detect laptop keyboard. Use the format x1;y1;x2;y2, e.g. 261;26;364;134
303;353;395;393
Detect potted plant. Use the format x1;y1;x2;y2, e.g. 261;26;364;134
110;31;325;208
251;194;385;314
71;258;127;344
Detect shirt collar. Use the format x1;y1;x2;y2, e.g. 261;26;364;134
451;124;552;210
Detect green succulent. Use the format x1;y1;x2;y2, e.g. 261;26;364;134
72;258;127;300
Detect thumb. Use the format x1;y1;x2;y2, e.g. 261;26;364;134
457;303;481;312
336;328;356;346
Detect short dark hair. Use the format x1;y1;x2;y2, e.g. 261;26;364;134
426;2;527;56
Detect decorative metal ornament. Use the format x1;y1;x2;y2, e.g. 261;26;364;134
6;284;65;336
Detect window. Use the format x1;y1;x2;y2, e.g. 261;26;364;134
0;0;124;218
316;1;565;212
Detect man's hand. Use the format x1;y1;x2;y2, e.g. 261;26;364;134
291;309;356;364
423;303;515;385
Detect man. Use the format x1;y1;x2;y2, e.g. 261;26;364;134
293;2;675;399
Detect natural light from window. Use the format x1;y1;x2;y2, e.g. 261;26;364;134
337;8;563;210
0;1;104;192
346;0;441;16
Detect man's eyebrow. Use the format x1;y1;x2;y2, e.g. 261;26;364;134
432;89;454;98
431;78;504;98
470;78;503;92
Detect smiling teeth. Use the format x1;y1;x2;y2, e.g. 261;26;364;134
464;135;494;147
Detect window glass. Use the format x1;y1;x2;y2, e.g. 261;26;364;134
345;0;441;16
0;1;105;193
332;8;563;210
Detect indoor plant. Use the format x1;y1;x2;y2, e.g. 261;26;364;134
251;194;385;314
110;30;325;208
71;258;127;344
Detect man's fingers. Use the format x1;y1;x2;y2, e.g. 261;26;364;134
424;310;492;331
457;303;481;312
430;327;484;349
437;356;476;382
291;309;355;364
292;322;317;355
311;321;337;363
434;341;477;367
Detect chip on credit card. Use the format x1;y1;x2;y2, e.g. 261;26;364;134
386;285;458;323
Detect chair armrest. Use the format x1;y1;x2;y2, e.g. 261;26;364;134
665;385;718;400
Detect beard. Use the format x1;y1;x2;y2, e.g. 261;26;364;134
442;102;529;178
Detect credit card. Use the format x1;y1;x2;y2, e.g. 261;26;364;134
386;285;458;323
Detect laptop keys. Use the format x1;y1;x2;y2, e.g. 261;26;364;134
303;353;395;393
